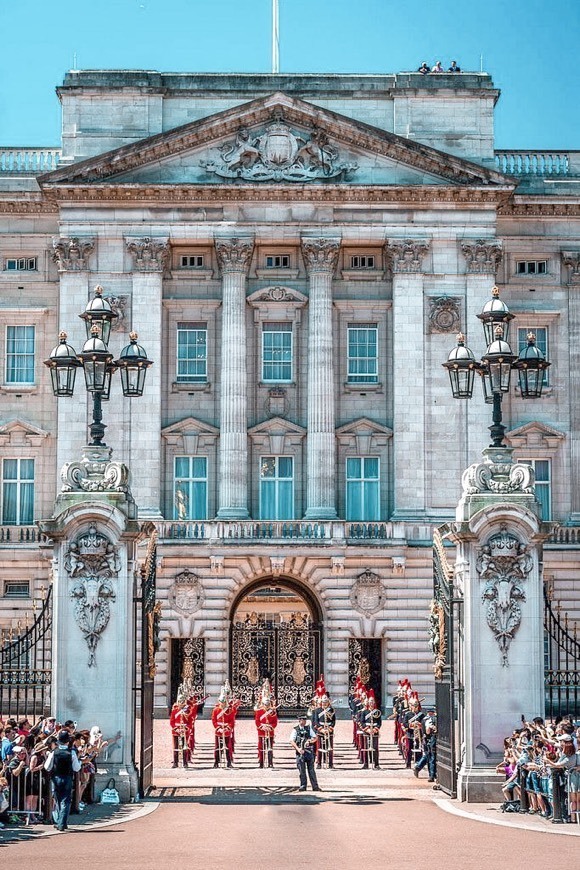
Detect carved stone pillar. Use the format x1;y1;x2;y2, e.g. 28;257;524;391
215;238;254;519
302;238;340;520
126;237;169;518
562;251;580;520
386;239;430;519
52;237;95;475
461;239;503;466
451;447;550;802
41;450;141;800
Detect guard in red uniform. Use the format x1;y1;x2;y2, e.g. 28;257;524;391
254;679;278;768
212;683;236;768
170;693;193;768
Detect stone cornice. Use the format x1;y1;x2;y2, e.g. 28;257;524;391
498;198;580;217
40;182;512;207
0;198;58;213
39;92;511;188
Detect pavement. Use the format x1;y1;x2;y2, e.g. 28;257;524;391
2;718;578;859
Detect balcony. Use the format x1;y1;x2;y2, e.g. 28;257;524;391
155;519;433;545
0;525;43;544
494;150;580;177
0;148;62;174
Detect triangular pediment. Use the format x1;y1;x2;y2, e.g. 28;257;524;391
336;417;393;438
161;417;219;438
0;418;49;447
40;92;511;190
248;416;306;437
506;421;565;450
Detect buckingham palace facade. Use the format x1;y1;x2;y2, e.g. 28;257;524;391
1;69;579;714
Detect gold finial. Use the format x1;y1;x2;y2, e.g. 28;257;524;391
94;284;104;296
492;285;500;298
527;332;536;343
129;331;138;341
494;324;504;339
90;324;100;336
59;330;68;341
456;332;465;343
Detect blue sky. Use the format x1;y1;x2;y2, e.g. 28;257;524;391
0;0;578;149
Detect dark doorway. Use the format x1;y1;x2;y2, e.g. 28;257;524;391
348;638;382;709
170;637;206;711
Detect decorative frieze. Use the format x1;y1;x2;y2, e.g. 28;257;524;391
126;237;169;272
461;239;502;274
52;237;94;271
215;237;254;274
428;296;461;334
476;525;533;666
301;238;341;274
64;525;121;667
105;294;129;331
385;240;430;273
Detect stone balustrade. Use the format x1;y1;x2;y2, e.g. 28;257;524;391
547;526;580;546
0;148;62;173
0;525;43;543
494;150;580;177
154;519;433;544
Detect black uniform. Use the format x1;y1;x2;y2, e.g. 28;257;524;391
291;723;320;791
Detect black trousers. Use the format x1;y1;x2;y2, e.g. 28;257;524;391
296;751;319;789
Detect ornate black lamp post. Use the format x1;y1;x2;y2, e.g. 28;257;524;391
443;286;550;447
44;286;153;446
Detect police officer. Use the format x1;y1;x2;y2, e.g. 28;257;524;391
44;729;81;831
290;714;320;792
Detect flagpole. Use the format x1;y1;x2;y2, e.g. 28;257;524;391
272;0;279;74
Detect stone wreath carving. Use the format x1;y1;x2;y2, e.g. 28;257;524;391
428;296;461;334
64;525;121;667
202;119;357;182
350;570;386;617
462;457;535;496
476;525;533;666
168;569;205;616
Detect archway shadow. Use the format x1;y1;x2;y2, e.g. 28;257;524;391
150;786;413;806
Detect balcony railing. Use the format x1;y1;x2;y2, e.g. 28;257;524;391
0;148;62;174
0;525;42;543
155;519;433;544
547;526;580;546
494;150;580;177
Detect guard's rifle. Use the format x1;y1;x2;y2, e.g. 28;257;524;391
215;705;231;768
365;709;381;769
317;707;335;769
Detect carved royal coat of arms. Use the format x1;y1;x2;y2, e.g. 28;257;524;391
168;569;205;616
350;570;387;617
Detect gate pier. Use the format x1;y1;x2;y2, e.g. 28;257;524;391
41;446;144;801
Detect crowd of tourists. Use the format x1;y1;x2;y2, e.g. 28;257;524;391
498;714;580;822
0;714;118;829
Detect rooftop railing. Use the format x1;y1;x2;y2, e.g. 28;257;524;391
154;519;432;544
0;148;61;174
494;150;580;177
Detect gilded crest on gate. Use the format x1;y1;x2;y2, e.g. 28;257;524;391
350;570;386;617
168;569;205;616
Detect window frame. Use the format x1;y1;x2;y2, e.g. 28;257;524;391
259;455;294;520
347;323;379;384
517;457;551;520
517;326;549;386
265;254;291;269
261;322;293;383
5;324;35;385
345;456;381;522
176;322;208;384
1;457;35;525
4;257;37;272
173;455;208;521
515;259;548;276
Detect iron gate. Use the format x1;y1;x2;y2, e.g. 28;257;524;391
348;638;382;709
170;637;205;710
0;586;52;719
431;527;462;798
544;588;580;718
133;531;160;795
230;621;322;713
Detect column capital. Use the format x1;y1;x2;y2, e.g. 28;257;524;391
385;239;430;273
460;238;502;274
52;237;95;272
126;237;169;273
561;250;580;284
301;237;341;274
215;237;254;275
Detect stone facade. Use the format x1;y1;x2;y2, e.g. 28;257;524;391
1;71;580;715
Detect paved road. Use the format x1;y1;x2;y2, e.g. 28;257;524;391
2;793;578;869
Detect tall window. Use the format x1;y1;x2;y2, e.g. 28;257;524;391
518;327;548;385
346;457;380;521
262;323;293;382
2;459;34;525
176;323;207;383
6;326;35;384
518;459;551;520
174;457;208;520
260;456;293;519
347;324;378;383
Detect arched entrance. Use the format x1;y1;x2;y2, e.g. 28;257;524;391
229;577;323;714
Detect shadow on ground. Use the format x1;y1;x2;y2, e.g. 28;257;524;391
150;786;413;805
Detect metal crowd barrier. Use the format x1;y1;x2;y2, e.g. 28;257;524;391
2;768;94;826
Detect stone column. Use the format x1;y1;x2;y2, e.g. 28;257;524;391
451;447;550;802
461;239;503;463
301;238;341;520
387;240;430;519
41;449;140;801
562;251;580;520
52;238;95;475
215;238;254;519
126;237;168;518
